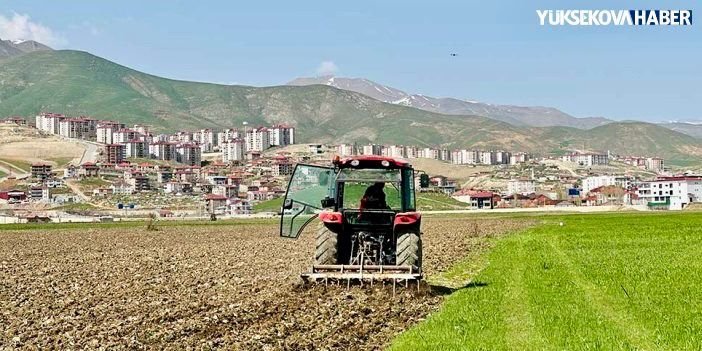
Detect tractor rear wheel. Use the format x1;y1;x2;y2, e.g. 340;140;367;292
396;231;422;270
315;224;338;265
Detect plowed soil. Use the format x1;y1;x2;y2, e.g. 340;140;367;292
0;217;533;350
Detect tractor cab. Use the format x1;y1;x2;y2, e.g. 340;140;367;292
280;156;416;238
280;156;423;283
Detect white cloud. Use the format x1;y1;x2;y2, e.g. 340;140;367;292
316;60;338;76
0;12;66;47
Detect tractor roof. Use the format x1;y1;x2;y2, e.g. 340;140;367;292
335;155;412;169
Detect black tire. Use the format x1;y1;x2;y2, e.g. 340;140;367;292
396;231;422;270
315;224;338;265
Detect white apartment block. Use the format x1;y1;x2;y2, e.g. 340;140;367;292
479;151;495;165
507;179;536;195
112;129;139;144
404;146;418;159
217;129;240;146
336;144;355;156
175;131;194;143
510;153;529;165
268;125;295;147
35;113;66;134
245;127;270;152
562;153;609;167
420;148;439;159
149;142;177;161
636;176;702;210
386;145;405;158
133;124;149;135
198;129;216;152
176;143;202;166
494;151;511;164
57;117;97;139
125;140;149;158
362;144;382;156
582;176;617;194
97;122;122;144
462;150;478;164
221;138;245;162
450;150;462;164
645;157;665;172
439;149;451;162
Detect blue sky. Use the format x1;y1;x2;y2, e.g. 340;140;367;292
0;0;699;121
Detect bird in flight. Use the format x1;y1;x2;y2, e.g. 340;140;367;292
450;53;458;57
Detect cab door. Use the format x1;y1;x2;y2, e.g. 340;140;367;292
279;164;334;238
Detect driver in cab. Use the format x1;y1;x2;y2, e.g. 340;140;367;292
359;182;390;221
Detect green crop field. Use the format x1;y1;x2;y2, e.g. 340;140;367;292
391;212;702;350
253;197;283;213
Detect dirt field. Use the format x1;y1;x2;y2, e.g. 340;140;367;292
0;217;533;350
0;125;86;166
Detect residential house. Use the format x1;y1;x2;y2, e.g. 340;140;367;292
453;189;495;209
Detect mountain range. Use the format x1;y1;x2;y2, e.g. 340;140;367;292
0;42;700;165
288;76;611;129
0;38;52;58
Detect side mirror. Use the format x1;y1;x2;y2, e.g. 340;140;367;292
282;198;293;210
419;174;430;188
320;196;335;208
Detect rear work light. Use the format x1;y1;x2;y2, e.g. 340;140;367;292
319;211;343;224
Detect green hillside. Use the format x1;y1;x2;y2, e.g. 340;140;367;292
0;50;701;164
0;50;526;148
527;122;702;164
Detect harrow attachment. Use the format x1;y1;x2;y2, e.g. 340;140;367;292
301;264;422;291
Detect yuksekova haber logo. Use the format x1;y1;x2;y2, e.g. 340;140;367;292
537;10;692;26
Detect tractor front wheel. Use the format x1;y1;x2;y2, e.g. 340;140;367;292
315;224;339;265
396;231;422;270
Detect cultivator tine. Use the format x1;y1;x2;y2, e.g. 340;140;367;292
301;264;422;289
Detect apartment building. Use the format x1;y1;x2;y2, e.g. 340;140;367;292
124;140;149;159
245;127;270;152
149;142;177;161
176;143;202;166
2;116;27;126
362;144;382;156
104;144;126;164
221;138;245;162
507;179;536;195
336;144;355;156
217;129;239;146
197;129;216;152
384;145;405;158
268;125;295;147
636;176;702;210
35;113;66;134
112;129;140;144
96;122;125;144
30;163;53;181
58;117;97;139
418;147;438;159
562;153;609;166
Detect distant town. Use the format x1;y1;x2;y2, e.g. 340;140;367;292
0;113;698;225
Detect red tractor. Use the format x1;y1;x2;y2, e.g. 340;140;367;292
280;156;423;282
